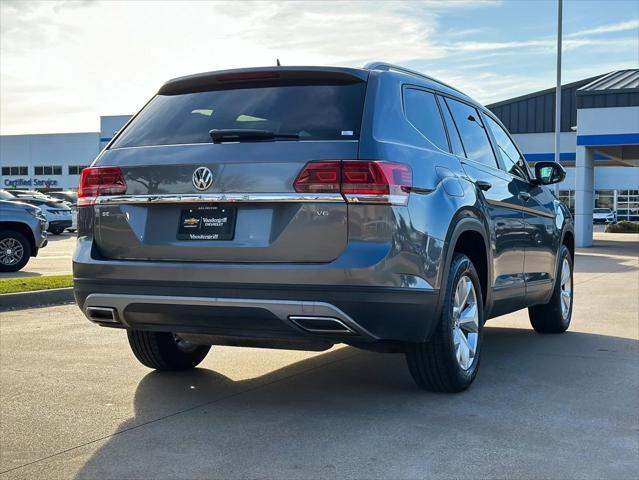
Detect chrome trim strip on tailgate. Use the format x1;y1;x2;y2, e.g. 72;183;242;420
95;193;345;205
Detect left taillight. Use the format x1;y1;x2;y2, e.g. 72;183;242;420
77;167;127;207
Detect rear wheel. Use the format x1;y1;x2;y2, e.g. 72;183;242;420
127;330;210;370
405;253;484;393
49;227;64;235
0;230;31;272
529;245;573;333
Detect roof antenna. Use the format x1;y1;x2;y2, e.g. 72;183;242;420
276;58;281;66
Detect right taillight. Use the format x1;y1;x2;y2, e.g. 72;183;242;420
78;166;127;207
294;160;412;205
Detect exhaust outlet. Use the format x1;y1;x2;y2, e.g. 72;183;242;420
289;316;355;334
85;306;120;325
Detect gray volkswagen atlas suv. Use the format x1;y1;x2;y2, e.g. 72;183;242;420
74;63;574;392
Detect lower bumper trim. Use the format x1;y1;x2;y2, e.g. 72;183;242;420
83;293;377;340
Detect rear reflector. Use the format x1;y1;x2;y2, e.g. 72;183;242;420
294;161;412;205
78;167;127;207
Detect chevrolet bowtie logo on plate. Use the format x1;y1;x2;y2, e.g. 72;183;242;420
183;217;200;226
192;166;213;191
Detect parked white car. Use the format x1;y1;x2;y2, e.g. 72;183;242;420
14;197;73;235
593;208;617;224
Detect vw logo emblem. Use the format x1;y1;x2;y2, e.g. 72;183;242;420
192;166;213;191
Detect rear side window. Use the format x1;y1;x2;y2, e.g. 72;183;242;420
112;83;367;148
403;88;449;152
445;98;498;169
484;115;530;180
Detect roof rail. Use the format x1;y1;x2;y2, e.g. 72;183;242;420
363;62;463;94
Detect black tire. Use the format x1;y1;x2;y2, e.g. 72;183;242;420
48;227;64;235
529;244;573;333
405;253;484;393
0;230;31;273
127;330;210;370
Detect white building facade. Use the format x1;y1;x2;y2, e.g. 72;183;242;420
0;115;130;191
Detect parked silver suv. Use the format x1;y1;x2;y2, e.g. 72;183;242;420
0;190;48;272
74;64;574;392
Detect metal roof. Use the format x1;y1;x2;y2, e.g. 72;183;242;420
578;69;639;93
486;74;602;109
487;70;639;134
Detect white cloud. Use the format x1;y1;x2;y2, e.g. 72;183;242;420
0;0;636;134
1;0;463;134
566;19;639;37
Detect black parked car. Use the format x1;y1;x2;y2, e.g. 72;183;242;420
74;63;574;392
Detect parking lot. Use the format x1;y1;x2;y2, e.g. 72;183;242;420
0;233;638;479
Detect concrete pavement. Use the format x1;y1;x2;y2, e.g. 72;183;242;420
0;233;637;479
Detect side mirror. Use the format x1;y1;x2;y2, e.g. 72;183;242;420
534;161;566;185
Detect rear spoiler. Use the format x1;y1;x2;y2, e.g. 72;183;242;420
158;66;368;95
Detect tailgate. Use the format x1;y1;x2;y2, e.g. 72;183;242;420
93;142;354;263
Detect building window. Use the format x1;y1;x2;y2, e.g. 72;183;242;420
68;165;88;175
617;190;639;222
559;190;575;214
34;165;63;176
594;190;614;210
1;166;28;176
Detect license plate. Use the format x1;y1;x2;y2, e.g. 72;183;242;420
177;205;237;241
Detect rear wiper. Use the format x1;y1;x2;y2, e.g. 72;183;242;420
209;129;299;143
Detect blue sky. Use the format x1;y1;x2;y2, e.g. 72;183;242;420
1;0;637;134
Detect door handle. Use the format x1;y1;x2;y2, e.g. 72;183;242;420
519;191;532;201
475;180;492;191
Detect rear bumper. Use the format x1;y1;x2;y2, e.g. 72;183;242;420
74;279;439;344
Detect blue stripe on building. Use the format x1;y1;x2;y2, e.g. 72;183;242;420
576;133;639;146
524;152;609;162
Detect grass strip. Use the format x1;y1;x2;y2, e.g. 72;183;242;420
0;275;73;294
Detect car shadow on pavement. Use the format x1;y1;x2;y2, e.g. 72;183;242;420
73;326;639;480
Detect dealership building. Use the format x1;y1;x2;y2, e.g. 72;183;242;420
1;69;637;246
487;69;639;246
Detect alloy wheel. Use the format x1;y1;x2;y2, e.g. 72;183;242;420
452;275;479;371
0;238;24;266
560;258;572;320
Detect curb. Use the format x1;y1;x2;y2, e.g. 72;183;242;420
0;287;75;312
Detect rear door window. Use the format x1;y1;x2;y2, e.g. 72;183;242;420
484;115;530;180
445;98;499;169
112;82;367;148
438;96;466;157
403;88;449;152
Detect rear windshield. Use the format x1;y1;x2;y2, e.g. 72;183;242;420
111;82;367;148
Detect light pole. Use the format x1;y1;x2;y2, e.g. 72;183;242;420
554;0;563;196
